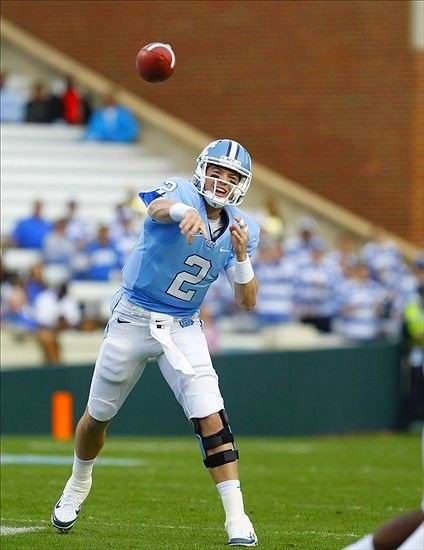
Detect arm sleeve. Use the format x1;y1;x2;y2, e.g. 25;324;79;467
225;266;235;290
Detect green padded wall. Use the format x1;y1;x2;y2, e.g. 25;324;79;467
1;342;402;436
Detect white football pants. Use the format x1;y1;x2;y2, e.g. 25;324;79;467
87;295;224;422
397;522;423;550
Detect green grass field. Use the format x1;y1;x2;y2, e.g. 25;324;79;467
0;433;421;549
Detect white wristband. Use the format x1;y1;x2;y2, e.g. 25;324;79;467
234;257;254;284
169;202;197;222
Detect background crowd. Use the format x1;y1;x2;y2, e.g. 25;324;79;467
1;71;423;369
1;196;423;364
1;71;139;142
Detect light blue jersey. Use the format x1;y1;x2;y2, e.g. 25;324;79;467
121;177;260;317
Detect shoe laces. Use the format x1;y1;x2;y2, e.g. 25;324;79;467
59;493;81;510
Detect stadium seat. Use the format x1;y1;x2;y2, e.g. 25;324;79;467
1;122;189;236
68;280;117;304
2;248;42;273
43;264;71;286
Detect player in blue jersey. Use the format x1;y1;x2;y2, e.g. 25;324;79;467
52;139;260;546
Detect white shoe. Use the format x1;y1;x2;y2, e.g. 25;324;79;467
51;478;92;532
226;514;258;547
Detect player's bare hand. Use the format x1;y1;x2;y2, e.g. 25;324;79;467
179;211;208;245
230;216;249;261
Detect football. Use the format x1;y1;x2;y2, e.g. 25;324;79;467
136;42;175;83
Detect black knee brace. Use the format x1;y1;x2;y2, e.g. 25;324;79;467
192;409;239;468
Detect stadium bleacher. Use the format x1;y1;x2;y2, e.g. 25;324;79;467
0;122;192;367
1;122;177;236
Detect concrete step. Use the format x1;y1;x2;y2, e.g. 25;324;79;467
1;142;145;159
1;122;84;140
1;156;171;173
1;328;103;368
0;171;178;190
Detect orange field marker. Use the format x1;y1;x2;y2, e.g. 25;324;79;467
51;391;73;441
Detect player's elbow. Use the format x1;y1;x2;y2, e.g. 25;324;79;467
148;199;169;222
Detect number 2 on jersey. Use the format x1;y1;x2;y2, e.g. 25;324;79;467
166;255;212;301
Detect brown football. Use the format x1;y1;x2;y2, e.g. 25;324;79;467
136;43;175;83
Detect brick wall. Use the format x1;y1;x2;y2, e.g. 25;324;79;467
411;51;424;246
2;0;421;244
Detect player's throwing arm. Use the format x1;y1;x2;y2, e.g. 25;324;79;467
148;199;208;244
229;216;258;311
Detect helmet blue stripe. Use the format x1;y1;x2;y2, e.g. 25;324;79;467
226;140;232;157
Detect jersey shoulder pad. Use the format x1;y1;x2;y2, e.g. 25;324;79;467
139;176;199;207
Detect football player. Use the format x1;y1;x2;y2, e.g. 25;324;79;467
343;509;423;550
52;139;260;547
343;429;423;550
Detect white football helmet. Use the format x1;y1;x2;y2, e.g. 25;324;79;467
192;139;252;209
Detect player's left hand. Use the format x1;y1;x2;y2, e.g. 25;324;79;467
230;216;249;261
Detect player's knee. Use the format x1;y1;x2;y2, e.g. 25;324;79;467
86;400;116;423
191;409;239;469
197;412;223;435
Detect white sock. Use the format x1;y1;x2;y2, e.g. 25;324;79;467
343;534;375;550
65;453;95;494
216;480;245;522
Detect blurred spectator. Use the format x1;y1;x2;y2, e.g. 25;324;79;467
377;264;418;338
48;79;66;122
123;187;148;217
25;262;47;304
62;76;84;124
25;82;57;123
114;217;139;268
0;258;13;315
64;200;93;246
254;238;297;326
1;274;37;331
43;218;75;265
109;203;140;266
361;229;402;278
0;71;25;122
403;253;424;422
84;91;139;143
334;263;386;341
261;195;285;241
1;263;44;335
109;203;137;241
74;225;120;281
326;234;358;277
33;283;81;364
285;216;325;263
81;90;93;124
296;239;342;333
10;200;52;249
